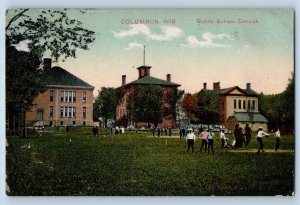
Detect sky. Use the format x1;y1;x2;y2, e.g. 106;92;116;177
7;9;294;96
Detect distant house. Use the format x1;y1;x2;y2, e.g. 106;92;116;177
201;82;268;130
26;59;94;127
116;65;181;128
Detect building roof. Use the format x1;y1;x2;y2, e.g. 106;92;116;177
126;76;181;87
44;66;94;89
243;88;259;96
231;112;268;123
205;86;259;96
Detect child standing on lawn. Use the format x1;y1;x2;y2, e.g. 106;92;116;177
199;128;208;153
207;131;214;154
186;128;195;153
275;128;281;151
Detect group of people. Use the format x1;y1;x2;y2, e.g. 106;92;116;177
234;123;281;154
184;123;281;155
186;127;215;154
152;127;172;137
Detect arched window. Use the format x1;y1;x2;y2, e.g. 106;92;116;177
247;100;251;109
243;100;246;109
234;99;237;109
238;100;241;109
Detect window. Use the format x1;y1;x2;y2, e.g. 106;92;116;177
64;91;68;102
50;90;54;102
60;121;64;126
73;91;76;102
238;100;241;109
73;107;76;117
69;91;72;102
68;107;72;117
83;92;86;102
248;100;251;109
49;106;53;117
243;100;246;109
64;107;68;117
83;107;86;118
61;91;64;102
73;121;76;126
60;107;64;117
83;121;86;127
252;100;256;110
50;121;53;127
234;99;237;109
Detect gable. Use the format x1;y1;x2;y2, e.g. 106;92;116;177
229;88;245;95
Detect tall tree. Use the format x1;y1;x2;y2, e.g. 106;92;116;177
182;93;198;123
6;9;96;61
6;9;96;136
195;90;220;125
281;73;294;131
163;88;184;124
94;87;117;127
6;46;45;136
127;85;164;128
182;90;220;125
259;72;294;133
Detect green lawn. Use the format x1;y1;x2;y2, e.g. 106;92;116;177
6;128;294;196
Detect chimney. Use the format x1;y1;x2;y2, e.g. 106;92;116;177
122;75;126;85
43;58;52;70
213;82;220;90
166;74;171;82
246;83;251;90
203;83;207;90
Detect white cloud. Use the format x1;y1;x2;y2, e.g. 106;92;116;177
182;32;234;48
149;26;183;41
113;25;183;41
113;24;151;38
243;44;250;49
124;42;144;50
12;39;32;52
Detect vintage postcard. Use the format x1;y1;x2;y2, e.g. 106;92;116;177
5;9;294;196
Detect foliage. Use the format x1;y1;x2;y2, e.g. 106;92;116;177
6;46;46;134
259;73;294;133
6;131;294;196
164;88;184;122
182;90;220;124
127;85;164;127
6;9;95;61
182;93;198;123
195;90;220;124
93;87;117;126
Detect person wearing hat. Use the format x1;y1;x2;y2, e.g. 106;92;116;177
256;127;270;154
199;127;209;153
186;128;195;153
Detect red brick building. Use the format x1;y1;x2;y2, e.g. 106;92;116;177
26;59;94;127
201;82;268;130
116;65;180;128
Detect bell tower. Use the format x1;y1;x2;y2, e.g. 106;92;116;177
136;45;151;79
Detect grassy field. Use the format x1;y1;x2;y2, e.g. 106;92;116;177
6;128;294;196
